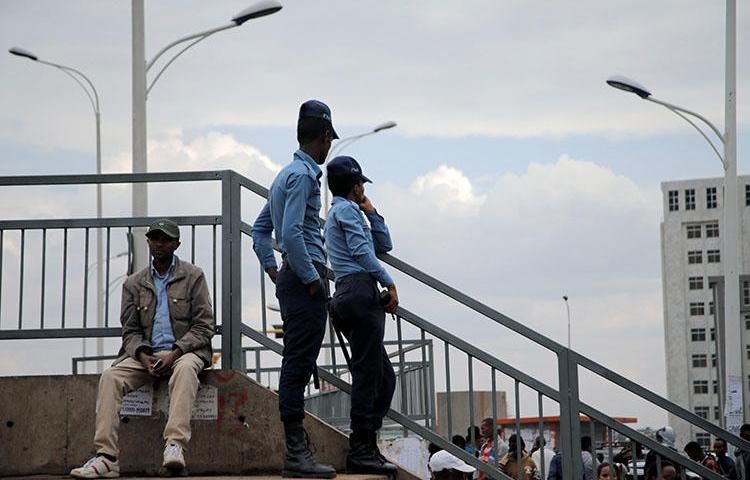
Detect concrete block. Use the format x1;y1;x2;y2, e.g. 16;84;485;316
0;371;420;480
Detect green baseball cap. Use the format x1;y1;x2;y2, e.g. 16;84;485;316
145;218;180;239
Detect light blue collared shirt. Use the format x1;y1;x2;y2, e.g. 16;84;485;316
150;257;176;352
324;196;394;287
252;149;326;284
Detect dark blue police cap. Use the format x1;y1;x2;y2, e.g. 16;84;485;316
299;99;339;139
327;156;371;183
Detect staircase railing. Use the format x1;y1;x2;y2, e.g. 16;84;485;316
1;170;747;480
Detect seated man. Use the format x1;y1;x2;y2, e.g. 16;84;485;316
71;218;215;478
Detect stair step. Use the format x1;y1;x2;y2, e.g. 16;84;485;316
11;476;390;480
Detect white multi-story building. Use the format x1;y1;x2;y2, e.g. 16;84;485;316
661;176;750;448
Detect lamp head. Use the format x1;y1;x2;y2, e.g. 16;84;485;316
232;0;283;25
606;75;651;99
563;295;569;302
373;121;397;133
8;47;38;61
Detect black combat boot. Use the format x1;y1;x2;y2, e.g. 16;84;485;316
346;430;398;476
282;420;337;478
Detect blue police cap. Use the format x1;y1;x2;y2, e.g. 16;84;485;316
327;155;372;183
298;99;339;139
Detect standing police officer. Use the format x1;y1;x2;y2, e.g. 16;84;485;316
324;156;399;475
252;100;338;479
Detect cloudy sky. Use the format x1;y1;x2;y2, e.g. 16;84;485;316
1;1;749;429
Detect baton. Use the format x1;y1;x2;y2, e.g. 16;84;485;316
333;323;352;370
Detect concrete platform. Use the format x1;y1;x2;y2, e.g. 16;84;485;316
0;371;418;480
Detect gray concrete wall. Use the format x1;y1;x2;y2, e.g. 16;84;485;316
435;391;508;438
0;371;419;479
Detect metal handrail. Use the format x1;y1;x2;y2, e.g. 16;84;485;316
2;170;747;478
236;169;750;453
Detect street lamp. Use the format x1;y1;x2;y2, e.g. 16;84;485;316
130;0;283;270
562;295;571;350
322;121;398;215
606;1;741;434
9;45;107;372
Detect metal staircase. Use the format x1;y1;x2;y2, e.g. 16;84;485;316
1;169;748;480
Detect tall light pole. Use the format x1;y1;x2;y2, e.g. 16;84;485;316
606;0;741;434
9;46;106;372
563;295;571;350
322;121;397;215
131;0;283;270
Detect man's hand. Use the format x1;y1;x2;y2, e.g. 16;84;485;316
137;351;159;377
266;267;278;284
385;284;399;314
358;196;375;214
151;349;182;377
308;279;322;297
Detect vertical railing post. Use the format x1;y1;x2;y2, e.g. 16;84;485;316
558;348;582;480
221;171;243;370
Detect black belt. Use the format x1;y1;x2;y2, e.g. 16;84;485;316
280;260;327;278
336;272;375;286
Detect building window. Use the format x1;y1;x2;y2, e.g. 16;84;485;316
747;345;750;360
691;328;707;341
692;354;708;368
745;314;750;330
715;406;721;420
689;277;704;290
687;225;702;239
707;187;718;209
709;301;715;315
694;406;709;419
688;251;703;264
690;303;706;316
696;433;711;448
711;327;716;341
713;380;719;394
706;222;719;238
685;189;696;210
694;380;709;394
707;250;721;263
712;353;717;367
669;190;679;211
743;281;750;307
746;184;750;207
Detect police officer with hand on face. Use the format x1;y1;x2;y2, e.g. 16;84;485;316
324;155;399;475
252;100;338;479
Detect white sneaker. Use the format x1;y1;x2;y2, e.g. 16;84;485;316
163;442;186;470
70;455;120;478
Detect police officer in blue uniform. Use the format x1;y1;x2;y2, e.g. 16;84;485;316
252;100;338;479
324;156;399;475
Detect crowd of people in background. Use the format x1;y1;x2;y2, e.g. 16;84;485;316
426;421;750;480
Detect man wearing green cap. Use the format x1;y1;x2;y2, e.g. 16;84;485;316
70;218;215;479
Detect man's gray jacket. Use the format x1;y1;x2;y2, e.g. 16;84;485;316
115;256;215;367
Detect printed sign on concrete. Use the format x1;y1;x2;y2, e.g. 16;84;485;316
120;384;154;417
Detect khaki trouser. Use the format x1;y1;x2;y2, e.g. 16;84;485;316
94;351;204;457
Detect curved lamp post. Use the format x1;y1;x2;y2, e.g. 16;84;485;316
131;0;283;271
9;46;106;372
562;295;571;350
607;2;741;433
322;121;398;215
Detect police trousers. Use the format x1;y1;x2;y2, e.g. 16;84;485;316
330;274;396;433
275;261;328;423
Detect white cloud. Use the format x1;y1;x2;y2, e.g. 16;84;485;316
411;165;486;215
1;0;747;156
